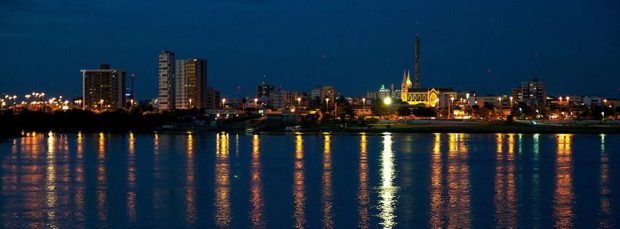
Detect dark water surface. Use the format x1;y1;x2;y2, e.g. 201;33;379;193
1;132;618;228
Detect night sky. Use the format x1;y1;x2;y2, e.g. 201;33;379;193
1;0;619;99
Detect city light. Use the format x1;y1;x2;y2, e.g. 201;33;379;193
383;97;392;105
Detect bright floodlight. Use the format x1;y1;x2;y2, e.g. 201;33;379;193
383;97;392;105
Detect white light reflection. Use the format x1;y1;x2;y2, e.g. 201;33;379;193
379;133;397;228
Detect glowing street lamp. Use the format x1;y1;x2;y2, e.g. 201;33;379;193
254;98;258;107
221;98;226;108
297;97;302;108
362;98;366;109
189;98;192;108
383;97;392;105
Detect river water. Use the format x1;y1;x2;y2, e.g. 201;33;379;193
0;132;618;228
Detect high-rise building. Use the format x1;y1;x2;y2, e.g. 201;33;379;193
318;85;337;102
175;59;207;109
512;79;546;106
81;64;127;111
158;51;175;110
256;82;275;98
268;90;306;110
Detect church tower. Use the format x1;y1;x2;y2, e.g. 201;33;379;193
401;69;412;102
414;34;421;88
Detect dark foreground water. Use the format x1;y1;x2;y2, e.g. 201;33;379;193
0;132;618;228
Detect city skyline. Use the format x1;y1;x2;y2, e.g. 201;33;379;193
1;0;619;99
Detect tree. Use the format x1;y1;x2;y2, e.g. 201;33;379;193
397;106;411;116
411;107;436;117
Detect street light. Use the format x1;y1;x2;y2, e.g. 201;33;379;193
383;97;392;105
362;98;366;109
297;97;302;108
221;98;226;108
189;98;192;108
254;98;258;107
449;96;455;119
383;97;392;118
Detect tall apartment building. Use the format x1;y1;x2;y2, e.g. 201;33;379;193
158;51;175;110
257;82;275;98
175;59;207;109
81;64;126;111
512;79;546;106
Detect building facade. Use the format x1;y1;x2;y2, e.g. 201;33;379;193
158;51;175;110
312;85;337;102
512;79;546;106
400;69;456;108
81;64;127;111
257;82;275;98
175;59;207;109
205;87;221;109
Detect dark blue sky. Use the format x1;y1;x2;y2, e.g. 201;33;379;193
1;0;619;99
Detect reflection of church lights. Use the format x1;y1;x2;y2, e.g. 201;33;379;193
358;133;369;229
554;134;573;228
294;134;306;228
379;133;397;228
446;133;470;228
430;133;442;227
250;134;265;227
322;134;334;229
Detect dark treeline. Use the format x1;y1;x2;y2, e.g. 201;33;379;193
0;109;174;135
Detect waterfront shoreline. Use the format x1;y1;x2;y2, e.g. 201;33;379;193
3;123;620;138
126;123;620;135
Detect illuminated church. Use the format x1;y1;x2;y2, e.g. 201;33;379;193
400;35;456;108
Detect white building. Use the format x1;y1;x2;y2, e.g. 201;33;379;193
158;51;175;110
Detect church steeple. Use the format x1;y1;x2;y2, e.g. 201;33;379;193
402;69;412;88
401;69;412;102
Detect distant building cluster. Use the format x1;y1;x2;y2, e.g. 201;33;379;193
157;51;209;110
1;35;618;122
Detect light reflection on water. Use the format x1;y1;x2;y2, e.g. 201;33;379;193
293;134;306;228
0;132;617;228
250;134;265;228
215;132;231;227
357;134;369;229
554;134;574;228
379;133;396;228
321;134;334;229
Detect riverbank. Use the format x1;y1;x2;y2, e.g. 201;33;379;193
2;110;619;137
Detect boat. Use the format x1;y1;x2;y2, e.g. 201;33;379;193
245;127;257;134
285;125;301;132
